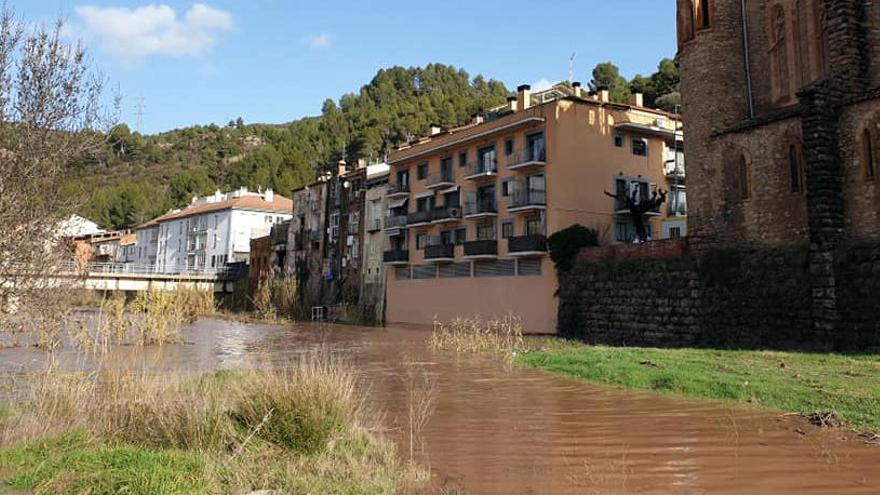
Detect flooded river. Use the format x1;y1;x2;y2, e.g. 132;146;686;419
1;317;877;494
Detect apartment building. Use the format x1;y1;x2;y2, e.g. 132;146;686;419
289;162;390;319
150;188;292;273
384;83;684;332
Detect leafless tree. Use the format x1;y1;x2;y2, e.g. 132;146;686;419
0;7;109;346
604;186;667;243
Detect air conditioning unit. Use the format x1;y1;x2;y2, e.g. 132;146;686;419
448;207;462;218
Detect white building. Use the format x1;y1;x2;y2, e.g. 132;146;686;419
137;188;292;273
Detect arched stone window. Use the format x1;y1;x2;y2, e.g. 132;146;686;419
789;143;804;192
738;154;751;200
813;0;830;77
768;4;791;105
863;128;876;181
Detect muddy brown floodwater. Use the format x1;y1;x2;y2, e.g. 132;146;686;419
1;317;878;494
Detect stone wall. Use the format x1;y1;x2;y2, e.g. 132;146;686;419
558;240;877;350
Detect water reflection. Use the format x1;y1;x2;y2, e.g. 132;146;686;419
0;318;876;494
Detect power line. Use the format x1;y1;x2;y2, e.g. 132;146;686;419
134;97;145;133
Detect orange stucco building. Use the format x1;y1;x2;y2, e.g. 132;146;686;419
384;84;684;333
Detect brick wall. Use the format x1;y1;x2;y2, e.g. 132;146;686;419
558;241;877;350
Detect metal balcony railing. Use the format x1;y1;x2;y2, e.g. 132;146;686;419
464;199;498;217
425;244;455;260
463;160;498;179
384;215;408;229
383;250;409;263
387;183;410;196
407;210;432;225
507;148;547;168
509;189;547;209
508;234;548;254
464;239;498;257
431;205;462;222
426;172;455;188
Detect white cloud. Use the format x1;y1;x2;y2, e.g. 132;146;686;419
305;33;332;49
530;77;553;93
73;3;233;62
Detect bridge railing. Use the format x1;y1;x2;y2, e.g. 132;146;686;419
59;262;232;278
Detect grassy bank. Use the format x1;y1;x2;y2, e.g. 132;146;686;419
517;341;880;432
0;355;425;494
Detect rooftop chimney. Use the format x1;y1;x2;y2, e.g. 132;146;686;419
264;188;274;202
357;158;367;169
471;113;485;125
429;124;442;136
507;95;518;112
572;81;582;98
516;84;532;111
632;92;644;107
337;159;347;176
598;86;610;103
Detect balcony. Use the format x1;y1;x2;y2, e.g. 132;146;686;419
426;172;456;189
464;199;498;219
384;215;408;231
507;148;547;170
508;235;548;257
463;239;498;259
508;189;547;213
407;210;432;227
614;199;662;217
431;205;462;224
383;250;409;265
367;218;382;232
463;161;498;181
387;183;410;199
424;243;455;262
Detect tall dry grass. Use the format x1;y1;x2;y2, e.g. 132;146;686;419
252;275;298;322
0;350;427;493
430;314;525;354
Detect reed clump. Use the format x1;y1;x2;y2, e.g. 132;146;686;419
0;352;426;493
252;275;298;322
430;314;525;354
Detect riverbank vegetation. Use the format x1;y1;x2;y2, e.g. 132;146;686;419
430;315;524;355
0;353;426;493
516;341;880;433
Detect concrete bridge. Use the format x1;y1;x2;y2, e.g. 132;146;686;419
57;263;242;293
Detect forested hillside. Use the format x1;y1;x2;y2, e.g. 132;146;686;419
71;60;678;230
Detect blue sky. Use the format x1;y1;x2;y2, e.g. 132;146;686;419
22;1;676;134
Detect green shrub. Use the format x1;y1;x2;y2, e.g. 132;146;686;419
547;225;599;272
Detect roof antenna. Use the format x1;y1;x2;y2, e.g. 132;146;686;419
569;52;577;84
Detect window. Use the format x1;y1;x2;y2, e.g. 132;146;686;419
768;4;791;105
502;221;514;239
416;233;427;250
613;134;624;148
478;146;497;173
501;179;511;197
440;230;453;245
615;221;630;242
789;143;804;192
737;155;751;200
453;228;467;245
814;0;829;77
417;163;428;180
440;157;453;181
632;139;648;157
525;216;543;236
416;196;431;212
527;132;546;161
476;223;495;241
696;0;711;29
459;151;468;167
505;138;514;156
678;0;696;44
396;169;409;188
863;129;876;180
669;227;682;239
